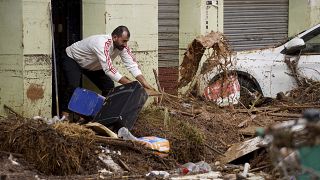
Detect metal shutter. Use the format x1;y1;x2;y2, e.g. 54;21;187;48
158;0;179;67
224;0;289;51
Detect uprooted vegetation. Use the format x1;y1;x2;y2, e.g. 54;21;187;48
285;55;320;103
179;31;233;93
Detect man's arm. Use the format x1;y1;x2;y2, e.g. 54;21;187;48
135;75;154;89
118;75;154;92
120;47;154;89
118;76;132;85
93;38;123;82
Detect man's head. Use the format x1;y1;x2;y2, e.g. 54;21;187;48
112;26;130;51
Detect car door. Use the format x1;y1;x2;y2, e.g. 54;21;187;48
298;29;320;81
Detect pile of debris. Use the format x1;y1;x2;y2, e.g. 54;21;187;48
283;55;320;103
179;31;233;96
0;116;99;175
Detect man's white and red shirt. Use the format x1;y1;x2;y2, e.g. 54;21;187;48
66;34;142;82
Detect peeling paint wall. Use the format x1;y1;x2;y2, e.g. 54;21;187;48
289;0;320;36
0;0;24;116
82;0;158;93
0;0;52;117
22;0;52;117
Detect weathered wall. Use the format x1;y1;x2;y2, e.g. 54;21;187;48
82;0;158;92
83;0;106;37
289;0;320;36
22;0;52;117
0;0;24;116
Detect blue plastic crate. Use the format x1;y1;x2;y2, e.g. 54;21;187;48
68;88;105;116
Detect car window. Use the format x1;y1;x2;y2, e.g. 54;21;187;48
301;28;320;54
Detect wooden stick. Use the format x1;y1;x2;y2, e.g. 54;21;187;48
205;144;225;156
218;139;228;147
3;104;23;118
275;105;320;109
118;159;131;172
171;109;195;117
153;69;162;92
250;164;272;172
235;107;281;113
267;113;301;118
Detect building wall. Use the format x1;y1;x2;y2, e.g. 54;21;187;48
22;0;52;117
0;0;24;116
289;0;320;36
0;0;52;118
82;0;158;93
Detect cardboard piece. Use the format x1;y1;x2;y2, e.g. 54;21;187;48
220;137;264;164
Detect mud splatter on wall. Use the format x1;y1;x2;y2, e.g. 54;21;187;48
26;83;44;102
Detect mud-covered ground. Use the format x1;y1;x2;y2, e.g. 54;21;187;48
1;94;312;179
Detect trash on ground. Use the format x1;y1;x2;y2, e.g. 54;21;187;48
118;127;139;141
175;161;212;175
170;171;222;180
98;154;123;174
146;170;170;180
8;154;19;166
32;115;66;125
220;137;265;164
118;127;170;157
138;136;170;157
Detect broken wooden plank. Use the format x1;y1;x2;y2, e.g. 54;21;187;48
84;122;118;138
220;137;264;164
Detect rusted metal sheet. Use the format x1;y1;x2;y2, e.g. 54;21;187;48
224;0;289;51
158;0;179;67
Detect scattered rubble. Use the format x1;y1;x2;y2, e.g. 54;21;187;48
178;31;232;96
1;32;320;179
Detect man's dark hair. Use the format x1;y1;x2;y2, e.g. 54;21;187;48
111;26;130;38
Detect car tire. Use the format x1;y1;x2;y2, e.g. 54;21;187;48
238;75;263;107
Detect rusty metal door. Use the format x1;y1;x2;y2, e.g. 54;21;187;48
158;0;179;94
224;0;289;51
158;0;179;67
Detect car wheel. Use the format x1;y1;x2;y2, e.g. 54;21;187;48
238;75;263;107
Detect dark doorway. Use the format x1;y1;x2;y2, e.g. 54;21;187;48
51;0;82;116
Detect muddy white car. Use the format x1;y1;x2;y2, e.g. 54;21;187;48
200;24;320;99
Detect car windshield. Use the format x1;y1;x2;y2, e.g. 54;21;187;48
301;26;320;42
301;26;320;54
